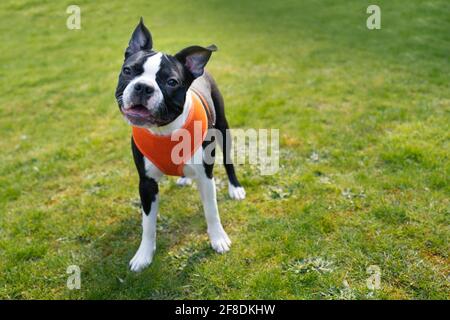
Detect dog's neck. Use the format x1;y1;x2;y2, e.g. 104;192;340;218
148;91;192;136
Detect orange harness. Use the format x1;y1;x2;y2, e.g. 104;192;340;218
132;90;211;176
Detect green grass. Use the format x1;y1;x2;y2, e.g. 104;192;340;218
0;0;449;299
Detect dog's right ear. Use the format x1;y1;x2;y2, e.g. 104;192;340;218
125;17;153;59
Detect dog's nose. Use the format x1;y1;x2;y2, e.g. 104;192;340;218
134;82;154;98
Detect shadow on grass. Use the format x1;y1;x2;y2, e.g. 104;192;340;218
74;204;216;299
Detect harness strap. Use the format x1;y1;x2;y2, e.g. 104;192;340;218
190;88;214;127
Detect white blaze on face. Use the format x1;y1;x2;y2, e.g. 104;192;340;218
123;52;164;110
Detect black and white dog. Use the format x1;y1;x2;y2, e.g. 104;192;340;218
115;19;245;272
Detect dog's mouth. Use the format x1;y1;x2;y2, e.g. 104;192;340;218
123;104;152;118
121;104;157;126
121;104;168;126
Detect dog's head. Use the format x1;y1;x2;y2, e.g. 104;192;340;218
115;18;217;128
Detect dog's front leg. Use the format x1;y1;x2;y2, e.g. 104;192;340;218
196;175;231;253
129;176;159;272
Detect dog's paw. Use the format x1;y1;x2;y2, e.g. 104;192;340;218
228;183;246;200
176;177;192;186
129;243;155;272
209;227;232;254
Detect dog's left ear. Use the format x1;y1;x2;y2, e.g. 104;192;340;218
125;17;153;58
175;45;218;78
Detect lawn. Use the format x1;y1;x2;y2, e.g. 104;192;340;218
0;0;448;299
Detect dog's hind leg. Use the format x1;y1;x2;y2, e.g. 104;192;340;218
215;120;246;200
210;81;246;200
176;176;192;186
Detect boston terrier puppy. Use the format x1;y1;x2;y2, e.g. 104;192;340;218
115;18;245;272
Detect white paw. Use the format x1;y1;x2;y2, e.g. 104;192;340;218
209;228;232;254
129;243;155;272
228;183;246;200
176;177;192;186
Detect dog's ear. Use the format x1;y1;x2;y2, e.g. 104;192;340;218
125;17;153;58
175;45;218;78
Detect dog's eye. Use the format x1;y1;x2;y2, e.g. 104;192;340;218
167;79;179;87
122;67;132;75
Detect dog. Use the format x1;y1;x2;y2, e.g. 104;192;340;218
115;18;245;272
